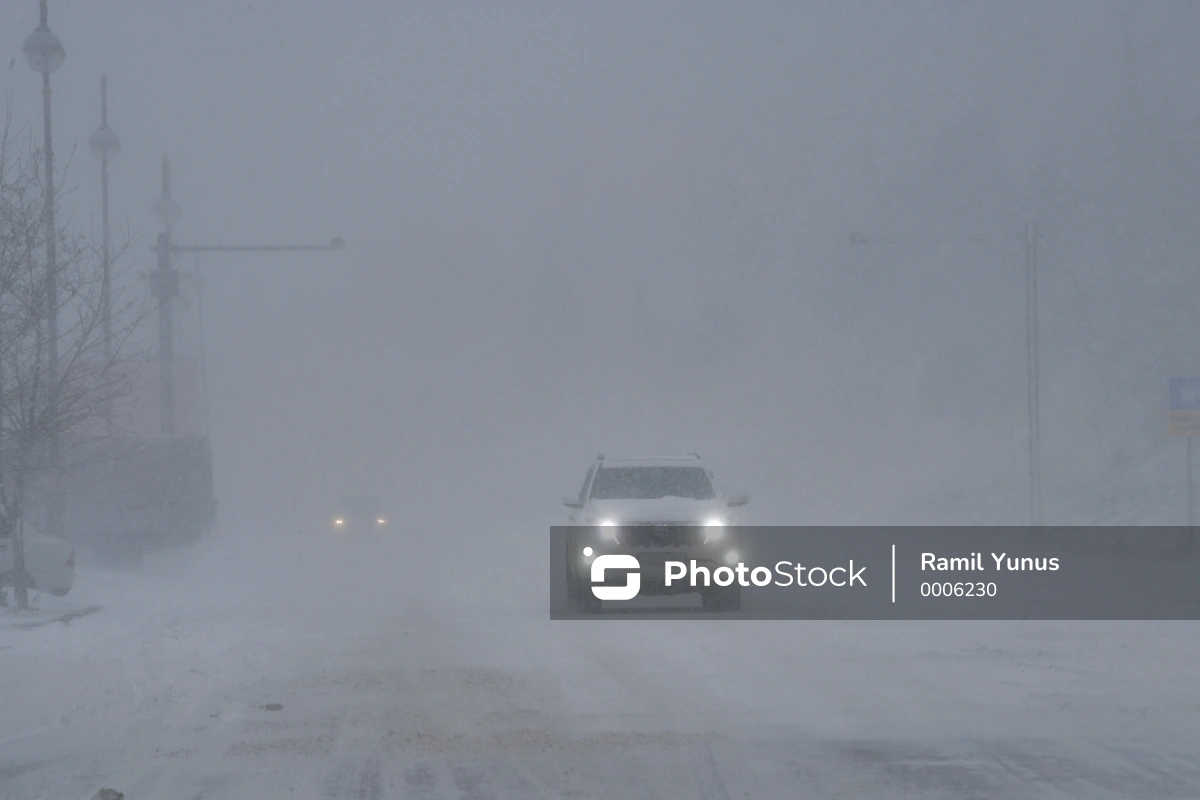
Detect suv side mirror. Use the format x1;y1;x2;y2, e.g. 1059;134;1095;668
727;492;749;508
562;495;583;509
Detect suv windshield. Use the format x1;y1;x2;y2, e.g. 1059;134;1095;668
589;466;715;500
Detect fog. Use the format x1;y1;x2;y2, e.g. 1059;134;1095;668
5;1;1195;532
5;2;1200;797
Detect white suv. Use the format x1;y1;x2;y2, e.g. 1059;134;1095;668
561;454;749;613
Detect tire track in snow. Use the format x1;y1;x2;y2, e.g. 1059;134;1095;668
449;762;543;800
689;741;734;800
400;762;444;799
321;754;383;800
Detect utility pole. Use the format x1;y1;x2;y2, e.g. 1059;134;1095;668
1023;222;1041;527
89;74;121;433
849;223;1043;526
149;157;345;435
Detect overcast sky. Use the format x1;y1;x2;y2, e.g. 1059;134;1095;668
4;1;1199;534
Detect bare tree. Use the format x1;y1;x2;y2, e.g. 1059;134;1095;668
0;98;147;610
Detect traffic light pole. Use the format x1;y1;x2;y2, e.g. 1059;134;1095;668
150;156;345;435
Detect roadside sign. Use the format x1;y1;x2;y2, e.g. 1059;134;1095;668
1170;379;1200;536
1169;378;1200;436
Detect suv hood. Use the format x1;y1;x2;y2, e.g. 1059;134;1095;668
587;497;728;524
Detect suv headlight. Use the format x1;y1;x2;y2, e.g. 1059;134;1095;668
703;518;726;541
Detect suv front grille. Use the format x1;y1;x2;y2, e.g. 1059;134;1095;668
622;524;703;548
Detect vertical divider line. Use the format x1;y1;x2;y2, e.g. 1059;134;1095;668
891;544;896;604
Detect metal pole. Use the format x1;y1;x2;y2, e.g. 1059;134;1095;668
156;156;177;436
39;0;62;539
157;233;174;435
1025;222;1041;527
194;255;210;436
1187;436;1194;530
147;157;343;438
100;74;113;432
169;241;346;253
13;513;28;610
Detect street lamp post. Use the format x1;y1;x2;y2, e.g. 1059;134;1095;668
14;0;66;609
149;156;345;435
22;0;65;543
89;74;121;433
849;223;1043;526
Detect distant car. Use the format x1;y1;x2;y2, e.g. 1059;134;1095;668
329;496;389;533
561;454;749;613
0;511;75;597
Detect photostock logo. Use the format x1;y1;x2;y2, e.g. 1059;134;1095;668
590;552;640;600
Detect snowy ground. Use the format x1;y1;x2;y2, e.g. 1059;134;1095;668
3;526;1200;799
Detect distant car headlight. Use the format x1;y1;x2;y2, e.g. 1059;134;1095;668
377;518;387;525
599;519;617;527
334;519;344;526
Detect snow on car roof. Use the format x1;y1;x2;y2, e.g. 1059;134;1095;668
599;456;706;467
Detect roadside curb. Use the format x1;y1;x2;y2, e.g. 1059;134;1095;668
0;605;103;631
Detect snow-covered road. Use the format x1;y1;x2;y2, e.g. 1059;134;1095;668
3;529;1199;799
